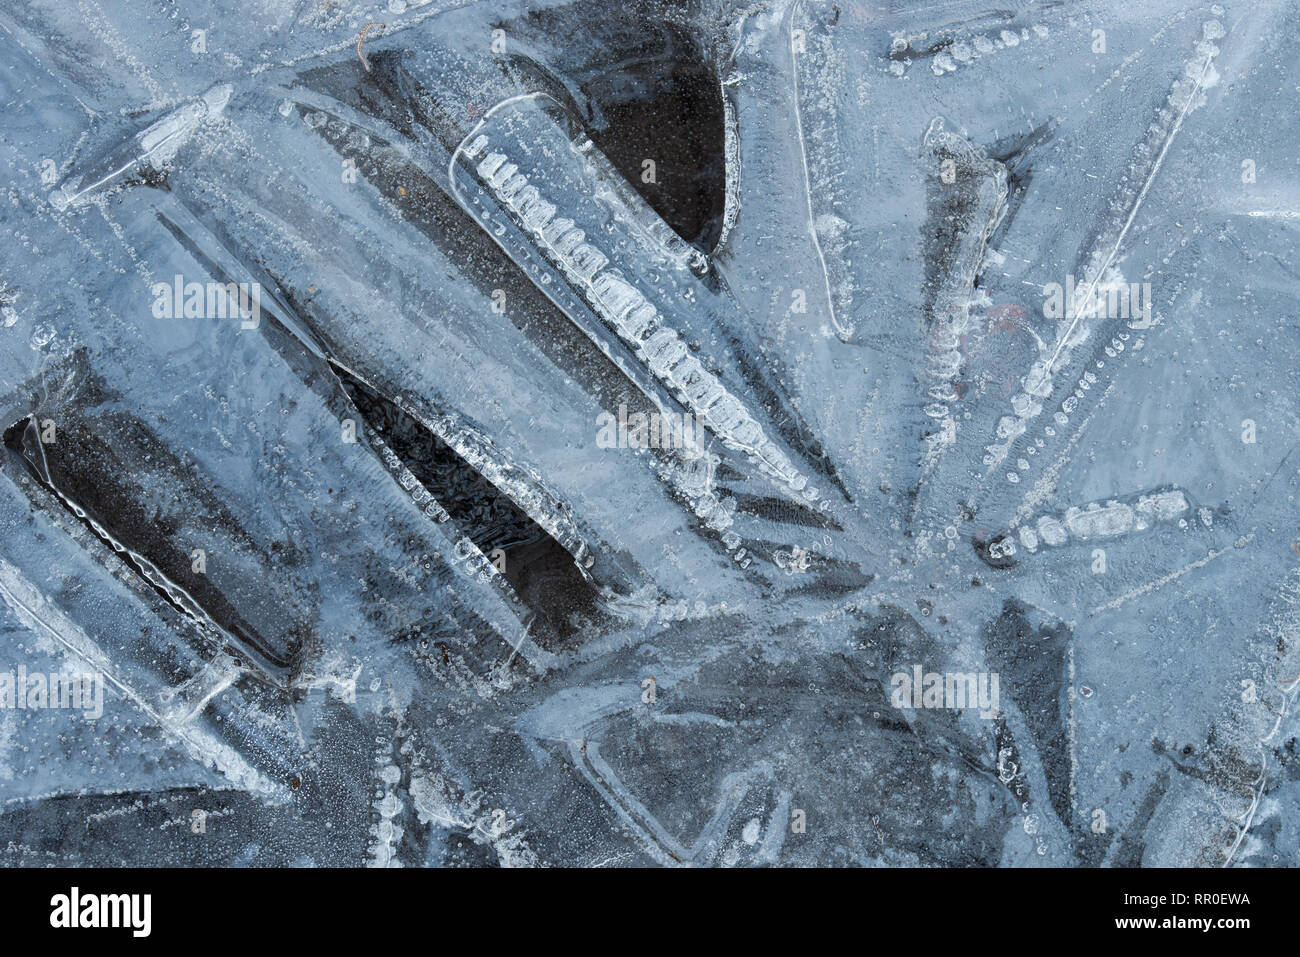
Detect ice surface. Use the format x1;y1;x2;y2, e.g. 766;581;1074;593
0;0;1297;867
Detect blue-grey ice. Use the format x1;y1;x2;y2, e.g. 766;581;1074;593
0;0;1297;867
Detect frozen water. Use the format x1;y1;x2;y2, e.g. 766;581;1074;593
0;0;1297;867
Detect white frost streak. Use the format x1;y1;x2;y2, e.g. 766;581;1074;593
1088;534;1249;616
985;22;1224;474
0;557;281;799
789;0;853;340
